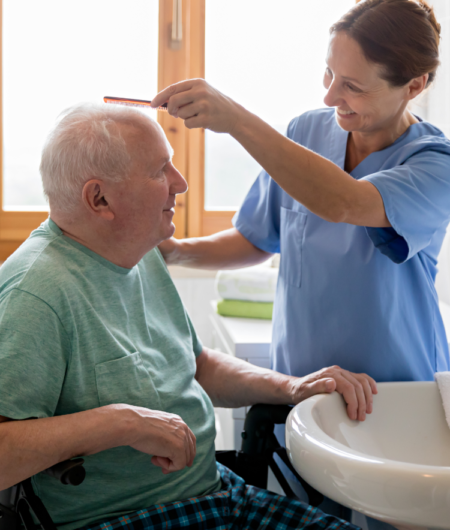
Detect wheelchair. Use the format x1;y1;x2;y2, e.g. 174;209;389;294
0;404;322;530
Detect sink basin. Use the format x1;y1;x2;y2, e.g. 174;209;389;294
286;382;450;529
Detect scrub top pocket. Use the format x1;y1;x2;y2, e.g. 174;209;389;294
280;207;307;288
95;352;161;410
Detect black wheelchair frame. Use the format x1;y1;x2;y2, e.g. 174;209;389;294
0;404;322;530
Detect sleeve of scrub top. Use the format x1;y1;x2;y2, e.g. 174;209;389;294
363;149;450;264
232;120;301;253
0;289;69;420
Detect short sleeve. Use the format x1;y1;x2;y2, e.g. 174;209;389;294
363;150;450;263
0;289;69;419
186;311;203;357
233;170;283;253
233;117;303;253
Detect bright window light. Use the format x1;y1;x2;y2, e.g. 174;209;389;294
205;0;355;210
2;0;159;210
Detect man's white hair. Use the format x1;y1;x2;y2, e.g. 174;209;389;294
40;103;155;212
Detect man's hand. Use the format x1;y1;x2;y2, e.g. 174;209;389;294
151;79;242;135
195;349;377;422
126;406;196;474
289;366;378;422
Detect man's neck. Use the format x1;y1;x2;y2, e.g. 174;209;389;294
50;214;143;269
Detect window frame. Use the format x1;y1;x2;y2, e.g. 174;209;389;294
0;0;361;261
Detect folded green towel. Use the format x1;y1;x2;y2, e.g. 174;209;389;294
216;299;273;320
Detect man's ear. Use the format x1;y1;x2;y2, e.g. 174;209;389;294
82;180;115;221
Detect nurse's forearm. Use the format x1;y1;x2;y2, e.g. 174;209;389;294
151;80;389;227
231;109;390;227
161;228;272;269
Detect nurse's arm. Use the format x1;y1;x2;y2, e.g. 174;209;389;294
195;347;378;422
159;228;272;269
151;80;390;228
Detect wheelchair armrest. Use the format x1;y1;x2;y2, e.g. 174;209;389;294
241;404;292;455
42;458;85;486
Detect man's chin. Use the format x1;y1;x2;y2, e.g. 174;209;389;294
161;223;176;242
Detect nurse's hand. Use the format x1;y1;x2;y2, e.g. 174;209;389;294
151;79;243;134
158;237;180;265
292;366;378;422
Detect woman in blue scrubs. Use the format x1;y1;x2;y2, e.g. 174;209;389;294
153;0;450;524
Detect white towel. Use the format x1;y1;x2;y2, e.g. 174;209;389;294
215;266;279;303
435;371;450;429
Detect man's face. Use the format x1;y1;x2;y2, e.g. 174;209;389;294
109;120;187;253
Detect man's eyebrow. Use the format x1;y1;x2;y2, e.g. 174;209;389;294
152;156;172;173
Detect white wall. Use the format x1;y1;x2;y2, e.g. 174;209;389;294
426;0;450;304
425;1;450;136
170;267;217;348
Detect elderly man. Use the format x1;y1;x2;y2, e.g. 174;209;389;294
0;105;375;530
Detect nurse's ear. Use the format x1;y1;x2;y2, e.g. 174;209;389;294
405;74;429;101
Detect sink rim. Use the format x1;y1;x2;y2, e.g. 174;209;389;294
286;381;450;528
288;381;450;473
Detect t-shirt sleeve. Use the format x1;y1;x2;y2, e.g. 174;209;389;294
363;149;450;264
185;311;203;357
0;289;69;420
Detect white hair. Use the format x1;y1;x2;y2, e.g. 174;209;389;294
40;103;156;212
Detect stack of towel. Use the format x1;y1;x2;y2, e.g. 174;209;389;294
215;265;278;319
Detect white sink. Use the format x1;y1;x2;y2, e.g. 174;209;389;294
286;382;450;530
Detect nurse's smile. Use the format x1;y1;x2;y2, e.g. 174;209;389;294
153;1;449;523
319;30;428;172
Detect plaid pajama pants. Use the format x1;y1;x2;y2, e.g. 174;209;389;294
78;463;359;530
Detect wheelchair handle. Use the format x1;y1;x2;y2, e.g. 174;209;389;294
42;458;86;486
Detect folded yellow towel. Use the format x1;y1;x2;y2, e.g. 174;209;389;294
216;300;273;320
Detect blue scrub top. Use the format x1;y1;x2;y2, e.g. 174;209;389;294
234;108;450;382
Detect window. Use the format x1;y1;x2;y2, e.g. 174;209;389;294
204;0;355;210
3;0;159;210
0;0;160;259
189;0;355;237
1;0;361;259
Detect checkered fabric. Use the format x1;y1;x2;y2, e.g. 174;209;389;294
78;463;359;530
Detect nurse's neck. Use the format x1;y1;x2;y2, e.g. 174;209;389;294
344;110;418;173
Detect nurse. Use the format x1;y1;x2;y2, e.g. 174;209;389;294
153;0;450;522
155;0;450;381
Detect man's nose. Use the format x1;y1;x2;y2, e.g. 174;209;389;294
169;165;188;195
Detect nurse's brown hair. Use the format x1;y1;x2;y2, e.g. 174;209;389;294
330;0;441;87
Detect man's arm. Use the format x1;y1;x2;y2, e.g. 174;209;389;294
195;348;377;422
0;405;196;491
159;228;272;269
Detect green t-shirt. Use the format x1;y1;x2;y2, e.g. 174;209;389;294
0;219;220;530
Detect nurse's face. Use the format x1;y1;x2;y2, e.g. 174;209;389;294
323;32;412;134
